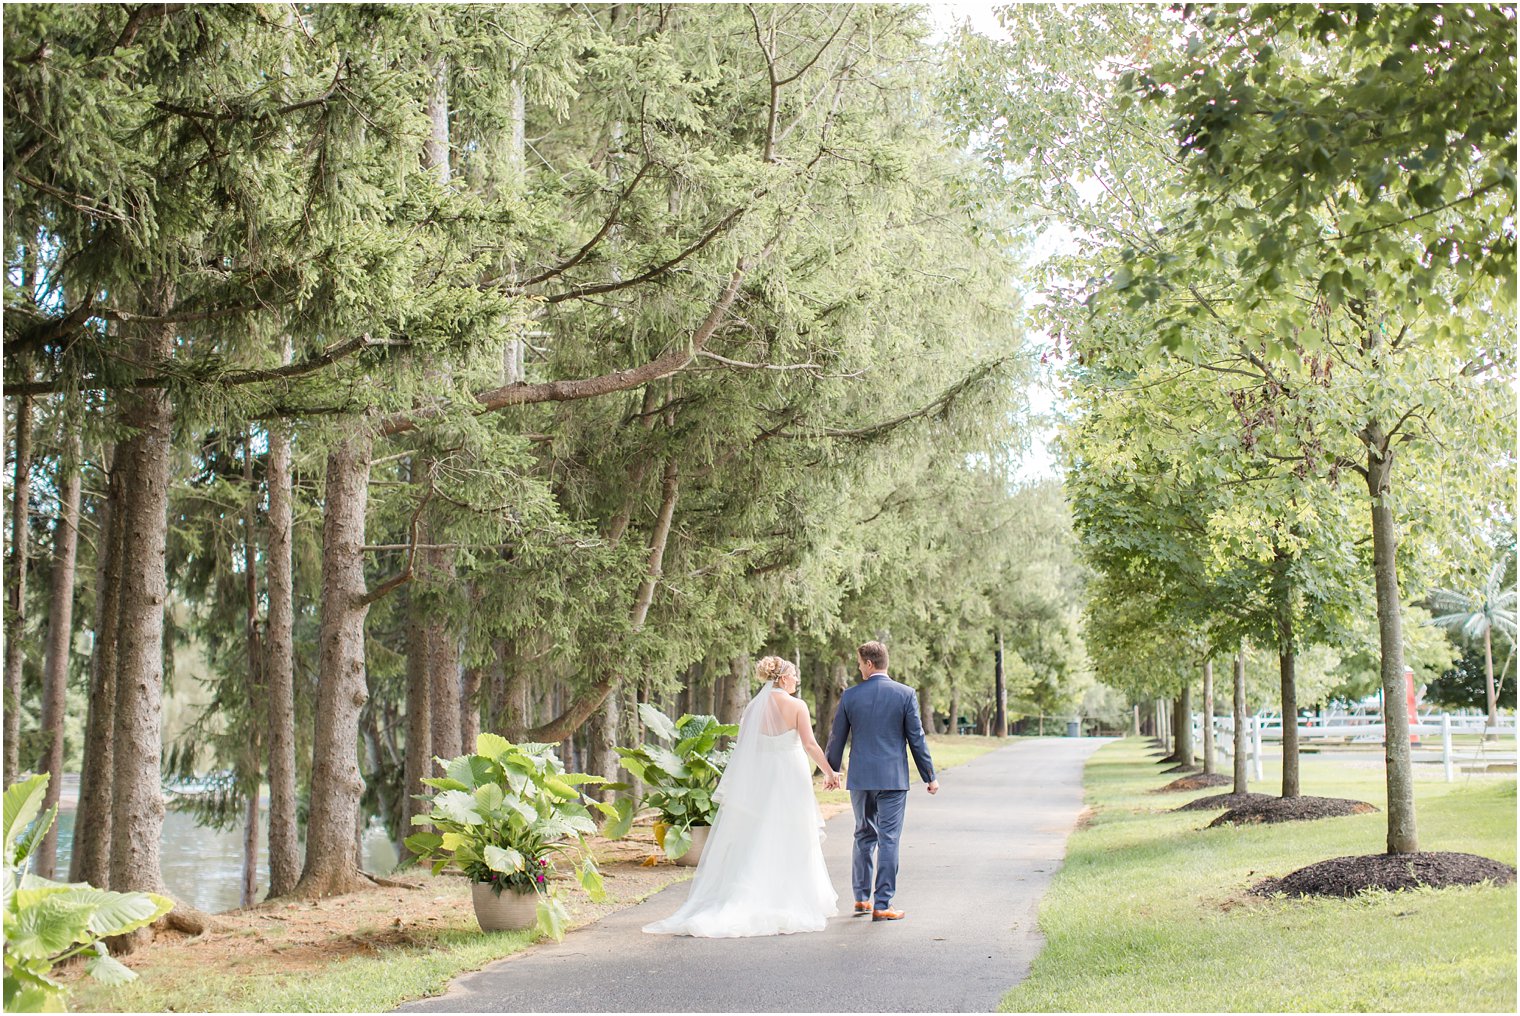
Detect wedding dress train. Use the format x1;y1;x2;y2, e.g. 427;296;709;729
642;683;838;937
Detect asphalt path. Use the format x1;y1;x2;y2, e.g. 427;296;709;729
398;736;1111;1014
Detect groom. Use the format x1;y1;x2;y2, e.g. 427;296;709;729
824;641;938;922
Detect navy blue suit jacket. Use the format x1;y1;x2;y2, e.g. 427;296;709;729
825;673;936;790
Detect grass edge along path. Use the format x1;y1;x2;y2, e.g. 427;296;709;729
71;733;1007;1013
999;737;1517;1013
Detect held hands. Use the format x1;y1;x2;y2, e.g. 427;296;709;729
822;770;842;791
925;780;939;795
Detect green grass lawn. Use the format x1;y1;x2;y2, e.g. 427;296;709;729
1001;738;1517;1013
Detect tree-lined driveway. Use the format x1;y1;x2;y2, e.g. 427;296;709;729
399;736;1110;1013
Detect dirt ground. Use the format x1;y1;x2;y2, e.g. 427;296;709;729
1251;850;1518;897
61;823;694;989
67;798;861;997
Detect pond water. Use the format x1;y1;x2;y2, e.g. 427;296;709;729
51;803;400;914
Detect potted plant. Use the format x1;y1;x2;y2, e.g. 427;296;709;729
612;704;738;865
403;733;612;940
3;773;175;1012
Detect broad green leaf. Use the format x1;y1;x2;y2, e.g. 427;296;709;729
430;790;484;826
602;798;636;839
6;893;96;959
576;856;607;903
12;806;56;868
403;831;444;856
445;755;496;791
536;895;568;942
646;746;689;780
637;703;677;742
473;783;505;815
475;732;512;759
3;774;48;857
84;948;137;987
483;845;525;874
615;755;648;782
68;888;174;939
662;824;692;860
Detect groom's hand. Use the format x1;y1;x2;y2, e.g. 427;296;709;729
925;780;939;795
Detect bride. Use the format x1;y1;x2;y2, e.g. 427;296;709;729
643;656;841;937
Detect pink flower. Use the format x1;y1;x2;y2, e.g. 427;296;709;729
536;874;545;884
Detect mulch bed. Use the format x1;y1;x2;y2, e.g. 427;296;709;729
1250;852;1517;898
1208;795;1377;827
1161;763;1202;775
1153;772;1233;793
1173;791;1274;812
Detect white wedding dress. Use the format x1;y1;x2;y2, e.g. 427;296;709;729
643;683;838;937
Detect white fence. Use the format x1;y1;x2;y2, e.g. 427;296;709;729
1192;711;1516;783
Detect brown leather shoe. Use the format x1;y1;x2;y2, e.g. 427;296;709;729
853;901;872;915
871;907;906;922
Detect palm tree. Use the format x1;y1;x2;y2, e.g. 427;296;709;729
1429;552;1517;737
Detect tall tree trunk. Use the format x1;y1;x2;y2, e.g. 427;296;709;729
71;449;122;887
108;289;176;911
293;428;377;898
240;433;263;908
1365;424;1417;854
723;653;751;725
948;678;961;737
919;682;935;735
426;568;461;763
814;657;847;745
34;428;82;879
460;661;484;753
264;393;300;898
1233;648;1249;796
1483;624;1498;740
993;629;1007;737
585;681;620;803
1201;660;1216;777
4;391;33;786
399;587;432;859
1277;613;1300;799
419;56;462;767
495;637;532;739
1175;684;1194;766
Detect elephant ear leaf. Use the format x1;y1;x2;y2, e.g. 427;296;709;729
475;732;512;760
446;755;496;791
3;773;48;858
432;790;484;826
86;943;138;987
600;797;636;839
483;845;525;874
576;855;607;903
6;891;97;959
662;824;692;861
77;888;175;939
637;704;677;742
536;895;569;942
12;804;57;868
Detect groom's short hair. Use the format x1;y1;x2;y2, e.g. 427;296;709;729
857;641;888;671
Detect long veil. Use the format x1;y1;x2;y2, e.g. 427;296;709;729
710;680;792;818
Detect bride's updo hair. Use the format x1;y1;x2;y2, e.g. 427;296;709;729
755;655;795;686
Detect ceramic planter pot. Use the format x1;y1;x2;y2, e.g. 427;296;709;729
470;883;538;932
